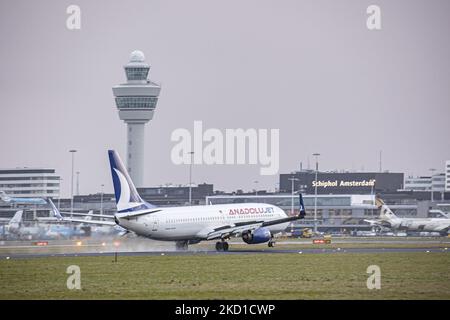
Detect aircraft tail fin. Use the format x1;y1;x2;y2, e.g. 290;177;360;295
0;191;11;203
377;198;398;220
84;210;93;221
8;210;23;226
48;198;63;221
108;150;157;213
298;194;306;219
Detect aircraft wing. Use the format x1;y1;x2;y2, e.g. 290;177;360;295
51;217;117;226
48;198;117;226
204;214;303;240
364;219;381;226
204;221;265;240
58;211;115;219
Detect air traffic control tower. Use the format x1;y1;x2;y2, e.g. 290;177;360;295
112;50;161;187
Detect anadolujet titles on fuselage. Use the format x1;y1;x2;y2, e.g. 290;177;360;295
51;150;306;251
117;203;288;242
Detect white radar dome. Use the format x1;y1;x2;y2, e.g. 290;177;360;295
129;50;145;63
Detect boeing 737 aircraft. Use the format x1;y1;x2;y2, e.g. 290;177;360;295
0;191;47;205
51;150;306;251
365;198;450;236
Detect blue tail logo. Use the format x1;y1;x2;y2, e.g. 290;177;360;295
48;198;63;221
299;194;306;219
108;150;156;213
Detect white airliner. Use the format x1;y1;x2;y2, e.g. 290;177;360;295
365;198;450;236
51;150;306;251
0;191;47;205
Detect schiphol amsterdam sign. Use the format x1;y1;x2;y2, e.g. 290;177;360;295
312;179;376;188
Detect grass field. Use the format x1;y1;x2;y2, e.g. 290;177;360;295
0;252;449;299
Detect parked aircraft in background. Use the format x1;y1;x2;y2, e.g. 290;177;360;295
3;210;44;239
365;198;450;236
0;190;47;205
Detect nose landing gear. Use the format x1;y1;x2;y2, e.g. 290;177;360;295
268;240;275;247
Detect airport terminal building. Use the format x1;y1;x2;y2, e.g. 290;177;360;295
0;168;60;198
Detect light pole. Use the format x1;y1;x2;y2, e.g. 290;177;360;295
188;151;194;205
100;184;104;215
57;178;62;210
69;149;77;215
429;168;436;202
288;177;299;216
313;153;320;234
254;181;259;196
76;171;80;196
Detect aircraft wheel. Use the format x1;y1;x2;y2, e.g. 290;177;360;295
215;241;223;251
175;241;188;251
268;241;275;248
222;242;229;251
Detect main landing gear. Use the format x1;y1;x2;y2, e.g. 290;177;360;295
175;241;188;251
268;240;275;248
215;240;229;252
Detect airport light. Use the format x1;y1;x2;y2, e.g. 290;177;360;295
188;151;194;205
429;168;436;202
57;177;62;210
288;177;299;216
76;171;80;196
254;180;259;196
69;149;77;215
100;184;104;215
313;153;321;234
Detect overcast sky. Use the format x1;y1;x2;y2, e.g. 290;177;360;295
0;0;449;197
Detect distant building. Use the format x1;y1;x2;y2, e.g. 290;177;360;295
432;173;446;193
137;183;214;206
59;183;216;214
404;174;445;193
404;176;432;191
0;168;60;198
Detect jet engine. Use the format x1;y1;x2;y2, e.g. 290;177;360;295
242;227;271;244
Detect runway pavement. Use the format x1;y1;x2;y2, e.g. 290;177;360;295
1;245;448;259
0;237;449;259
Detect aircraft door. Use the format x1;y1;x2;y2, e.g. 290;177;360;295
151;218;159;232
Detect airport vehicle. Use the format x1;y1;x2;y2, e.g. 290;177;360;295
291;228;313;238
365;198;450;236
0;190;47;205
51;150;306;251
